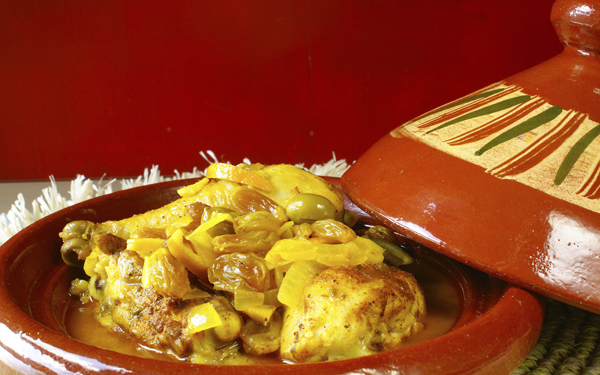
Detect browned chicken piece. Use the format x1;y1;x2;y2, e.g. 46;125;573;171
280;263;426;363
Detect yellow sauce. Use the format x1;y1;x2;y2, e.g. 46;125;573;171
65;258;460;363
66;305;179;362
398;259;461;348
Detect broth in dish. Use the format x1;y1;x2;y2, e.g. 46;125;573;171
65;257;460;364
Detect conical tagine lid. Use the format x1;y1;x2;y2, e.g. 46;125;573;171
342;0;600;313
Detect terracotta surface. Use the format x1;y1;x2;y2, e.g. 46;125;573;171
342;0;600;313
0;179;543;374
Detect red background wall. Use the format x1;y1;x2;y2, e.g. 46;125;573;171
0;0;561;180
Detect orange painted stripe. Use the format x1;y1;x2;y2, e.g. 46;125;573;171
416;85;520;130
577;153;600;199
407;82;505;124
490;111;585;178
446;98;544;146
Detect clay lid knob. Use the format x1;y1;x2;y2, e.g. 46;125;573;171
552;0;600;54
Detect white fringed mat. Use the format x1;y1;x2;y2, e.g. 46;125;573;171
0;150;350;246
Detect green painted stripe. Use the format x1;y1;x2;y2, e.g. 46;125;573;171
555;123;600;186
426;95;531;134
474;106;563;156
448;87;507;107
421;88;506;118
403;88;507;127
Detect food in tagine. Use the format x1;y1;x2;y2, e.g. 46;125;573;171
59;163;426;364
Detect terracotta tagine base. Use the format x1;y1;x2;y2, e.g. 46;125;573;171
0;178;543;374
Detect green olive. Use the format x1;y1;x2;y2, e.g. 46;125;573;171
285;193;336;224
367;237;413;266
60;238;92;267
342;210;359;227
59;220;94;241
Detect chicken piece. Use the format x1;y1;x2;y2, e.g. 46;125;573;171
255;164;344;217
59;163;345;268
280;263;426;363
72;163;344;241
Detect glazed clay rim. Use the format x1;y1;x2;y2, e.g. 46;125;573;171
0;179;543;374
0;283;539;374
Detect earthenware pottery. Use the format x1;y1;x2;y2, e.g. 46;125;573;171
342;0;600;313
0;178;543;374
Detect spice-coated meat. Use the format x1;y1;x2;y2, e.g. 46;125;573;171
280;263;426;363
